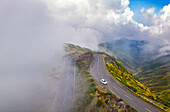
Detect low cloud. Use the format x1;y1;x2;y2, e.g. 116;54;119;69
45;0;170;54
0;0;66;111
0;0;170;111
140;4;170;53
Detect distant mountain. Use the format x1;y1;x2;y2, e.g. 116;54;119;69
99;38;170;106
99;38;148;73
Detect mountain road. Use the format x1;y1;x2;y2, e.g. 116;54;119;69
50;55;79;112
90;54;160;112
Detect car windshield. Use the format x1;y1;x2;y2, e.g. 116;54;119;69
102;79;106;82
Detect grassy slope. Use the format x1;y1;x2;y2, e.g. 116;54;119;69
99;42;170;107
101;53;169;111
136;55;170;107
98;46;138;74
103;54;154;98
98;39;147;74
72;52;136;112
65;43;169;110
65;43;91;55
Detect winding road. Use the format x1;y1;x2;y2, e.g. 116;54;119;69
51;53;160;112
50;55;79;112
90;54;160;112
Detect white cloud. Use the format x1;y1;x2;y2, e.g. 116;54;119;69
141;4;170;32
45;0;134;26
44;0;135;42
1;0;170;111
121;0;130;9
140;8;158;26
140;4;170;53
159;46;170;53
44;0;170;53
161;4;170;21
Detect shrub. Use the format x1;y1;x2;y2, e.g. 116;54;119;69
87;84;96;94
83;70;89;74
97;94;101;97
105;98;109;103
96;99;102;107
88;78;94;82
100;92;112;96
119;98;123;101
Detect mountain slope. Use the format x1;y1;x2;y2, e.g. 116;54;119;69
99;38;170;107
136;55;170;106
66;43;169;110
103;53;154;98
65;44;137;112
72;52;136;112
65;43;91;55
99;38;148;73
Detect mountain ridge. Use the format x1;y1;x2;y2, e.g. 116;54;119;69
99;38;170;107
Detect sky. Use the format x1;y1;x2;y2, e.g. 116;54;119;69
0;0;170;112
129;0;170;24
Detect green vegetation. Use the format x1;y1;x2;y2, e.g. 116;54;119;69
65;43;169;111
98;39;144;74
103;53;169;111
72;69;96;111
99;40;170;108
96;99;102;107
73;52;136;112
86;81;136;112
136;55;170;107
105;56;154;98
72;52;95;111
65;43;91;55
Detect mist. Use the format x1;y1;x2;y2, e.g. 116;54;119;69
0;1;62;112
0;0;170;112
0;0;100;111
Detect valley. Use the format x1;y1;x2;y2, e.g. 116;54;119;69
99;39;170;108
65;43;169;111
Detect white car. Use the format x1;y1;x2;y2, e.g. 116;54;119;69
100;79;107;85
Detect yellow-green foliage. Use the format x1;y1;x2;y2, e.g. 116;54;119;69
65;43;91;55
106;62;154;98
74;53;136;112
82;60;87;64
136;56;170;107
86;81;136;112
103;53;169;110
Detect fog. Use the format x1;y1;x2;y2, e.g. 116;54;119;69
0;0;99;111
0;0;170;112
0;1;64;112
